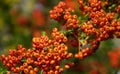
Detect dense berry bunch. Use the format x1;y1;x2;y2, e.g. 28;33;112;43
49;2;66;21
50;1;79;29
78;0;87;15
80;0;120;47
49;0;120;59
76;0;120;58
64;10;79;29
1;45;27;73
52;28;68;44
1;28;73;74
32;35;52;51
1;0;120;73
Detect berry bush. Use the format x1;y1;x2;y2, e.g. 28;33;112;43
0;0;120;74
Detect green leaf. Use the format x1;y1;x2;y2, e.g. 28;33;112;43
21;58;26;62
41;31;46;36
50;44;54;49
40;70;44;74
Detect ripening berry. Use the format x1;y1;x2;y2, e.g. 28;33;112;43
50;60;55;64
28;66;33;70
55;66;60;70
30;70;35;74
24;68;29;74
64;64;70;69
33;67;39;72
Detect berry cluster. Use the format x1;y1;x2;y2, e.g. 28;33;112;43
1;28;73;74
50;0;120;59
49;2;66;21
78;0;87;15
1;0;120;73
50;1;79;29
52;28;68;44
32;35;52;51
75;48;91;59
64;10;79;29
79;0;120;58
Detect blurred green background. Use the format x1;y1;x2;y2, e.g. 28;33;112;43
0;0;120;74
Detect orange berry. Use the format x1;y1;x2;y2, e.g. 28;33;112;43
33;67;39;72
24;68;29;74
75;54;79;58
50;60;55;64
55;66;60;70
64;64;70;69
30;70;34;74
28;65;33;70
